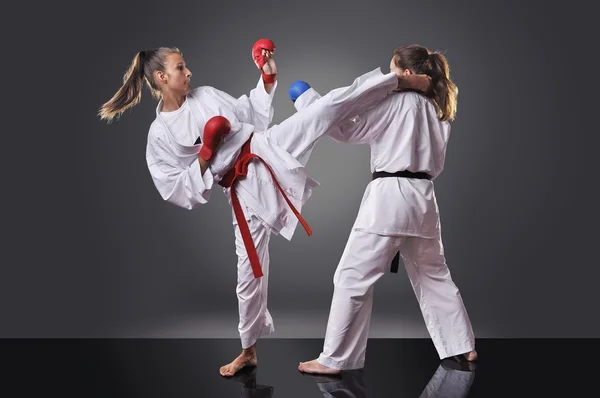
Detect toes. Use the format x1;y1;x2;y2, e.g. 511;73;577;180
464;350;478;362
298;360;317;373
220;365;231;377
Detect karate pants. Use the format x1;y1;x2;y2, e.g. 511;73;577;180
234;214;273;349
317;229;475;369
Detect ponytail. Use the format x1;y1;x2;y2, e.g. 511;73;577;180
393;45;458;122
98;51;147;123
427;52;458;122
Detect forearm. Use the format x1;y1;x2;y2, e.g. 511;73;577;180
396;74;431;93
263;81;275;94
198;156;210;175
397;76;414;91
258;73;277;97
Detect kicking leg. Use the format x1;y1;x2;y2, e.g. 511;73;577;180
266;69;398;165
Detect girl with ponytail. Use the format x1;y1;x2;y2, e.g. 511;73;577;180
392;44;458;122
298;44;477;376
99;48;174;122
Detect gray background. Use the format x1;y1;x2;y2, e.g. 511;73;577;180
2;0;597;338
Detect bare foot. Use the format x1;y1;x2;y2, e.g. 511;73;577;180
220;346;257;377
462;350;478;362
298;359;341;375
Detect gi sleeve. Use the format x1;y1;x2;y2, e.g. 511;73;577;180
327;114;375;145
146;134;214;210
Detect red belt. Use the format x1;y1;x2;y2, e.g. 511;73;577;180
218;134;312;278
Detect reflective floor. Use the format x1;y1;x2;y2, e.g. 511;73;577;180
2;338;597;396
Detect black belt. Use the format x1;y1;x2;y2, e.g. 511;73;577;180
371;170;431;273
372;170;431;180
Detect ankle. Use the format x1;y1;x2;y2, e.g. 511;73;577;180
242;345;256;357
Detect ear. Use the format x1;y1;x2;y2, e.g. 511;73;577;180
155;70;167;84
403;69;413;76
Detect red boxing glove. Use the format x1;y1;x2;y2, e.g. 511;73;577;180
252;38;277;84
199;116;231;161
252;38;275;69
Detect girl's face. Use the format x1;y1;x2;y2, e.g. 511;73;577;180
158;52;192;95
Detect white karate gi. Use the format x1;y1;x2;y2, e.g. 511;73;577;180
145;69;400;348
294;87;475;368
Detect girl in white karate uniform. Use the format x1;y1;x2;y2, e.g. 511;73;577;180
98;44;430;376
297;44;477;375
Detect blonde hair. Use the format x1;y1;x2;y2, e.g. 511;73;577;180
394;44;458;121
98;47;181;122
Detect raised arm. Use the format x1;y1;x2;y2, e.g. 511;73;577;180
252;38;277;94
236;74;277;132
237;38;278;131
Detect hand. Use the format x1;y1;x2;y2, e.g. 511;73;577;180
259;51;277;75
395;74;432;93
252;38;277;85
255;50;277;85
252;38;276;71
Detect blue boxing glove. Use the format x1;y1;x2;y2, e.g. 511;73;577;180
288;80;311;102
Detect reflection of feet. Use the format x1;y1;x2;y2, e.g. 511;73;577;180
298;359;341;375
313;369;369;398
223;365;274;397
442;357;477;372
226;365;258;387
220;346;257;377
300;372;343;383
